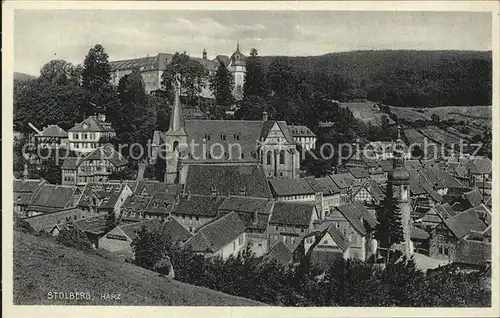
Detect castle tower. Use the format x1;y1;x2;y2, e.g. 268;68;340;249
202;48;207;60
387;126;412;258
229;42;246;100
164;74;187;184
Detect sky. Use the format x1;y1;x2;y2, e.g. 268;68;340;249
14;10;492;76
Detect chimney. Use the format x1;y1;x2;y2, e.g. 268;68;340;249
98;113;106;122
262;111;268;122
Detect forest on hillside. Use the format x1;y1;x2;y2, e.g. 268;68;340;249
259;50;492;108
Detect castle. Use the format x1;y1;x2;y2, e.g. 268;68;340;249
151;75;303;184
109;44;246;100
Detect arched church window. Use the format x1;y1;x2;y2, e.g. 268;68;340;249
266;152;272;165
279;151;285;164
173;141;179;150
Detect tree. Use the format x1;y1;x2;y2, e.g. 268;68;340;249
14;61;85;132
131;226;175;270
81;44;114;116
40;60;82;86
161;52;208;106
108;68;156;149
56;228;93;251
375;185;404;263
209;59;234;107
243;48;266;97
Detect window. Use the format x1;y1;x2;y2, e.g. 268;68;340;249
221;134;226;141
444;247;449;256
233;241;236;251
73;133;79;140
275;226;279;230
279;151;285;164
234;134;240;141
195;216;199;221
238;235;244;245
323;240;328;244
189;227;193;233
204;133;211;141
266;152;272;165
438;247;443;254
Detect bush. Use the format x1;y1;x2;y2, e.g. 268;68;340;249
56;228;93;251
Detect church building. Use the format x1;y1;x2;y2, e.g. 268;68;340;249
387;126;413;258
152;76;303;184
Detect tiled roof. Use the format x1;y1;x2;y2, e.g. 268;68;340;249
72;214;108;235
258;241;292;268
144;192;177;215
454;240;491;266
122;194;152;212
444;207;488;239
171;194;225;217
453;165;469;179
217;196;272;231
462;189;484;208
467;157;492;175
27;184;76;212
352;201;378;228
320;223;349;251
329;173;353;189
110;55;160;71
134;181;181;196
269;201;314;227
349;167;369;179
25;207;92;232
13;179;46;193
184;120;263;164
84;145;128;167
184;164;272;198
77;183;127;210
304;176;340;195
335;204;367;236
218;196;272;214
119;218;191;243
182;211;246;253
61;157;83;170
269;178;314;197
410;225;429;240
68;115;115;132
39;125;68;138
288;125;316;138
426;164;466;189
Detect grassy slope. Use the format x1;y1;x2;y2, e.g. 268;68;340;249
13;231;264;306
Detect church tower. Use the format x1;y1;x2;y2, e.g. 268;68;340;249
164;74;187;184
229;42;246;100
387;126;412;258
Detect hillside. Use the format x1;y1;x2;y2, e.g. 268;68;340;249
13;231;264;306
260;50;492;107
14;72;37;82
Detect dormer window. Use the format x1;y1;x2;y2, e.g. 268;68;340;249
82;122;89;129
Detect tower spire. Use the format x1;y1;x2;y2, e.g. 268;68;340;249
237;41;240;52
167;73;186;136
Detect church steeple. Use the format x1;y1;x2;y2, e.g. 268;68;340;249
167;74;186;136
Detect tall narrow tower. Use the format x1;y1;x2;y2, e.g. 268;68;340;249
164;74;187;184
387;126;412;258
229;42;246;100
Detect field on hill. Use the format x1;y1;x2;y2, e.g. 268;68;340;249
13;231;264;306
415;106;492;127
341;101;394;124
